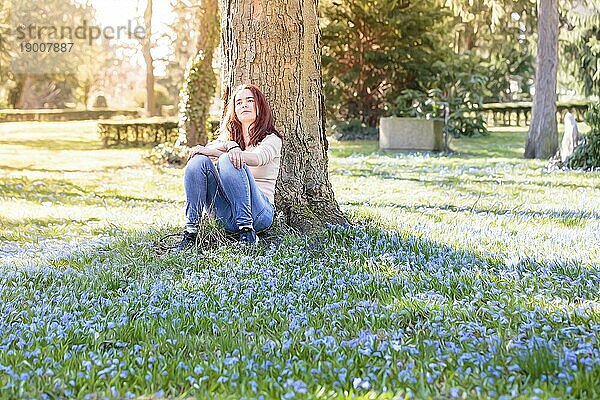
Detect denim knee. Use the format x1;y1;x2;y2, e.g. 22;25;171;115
217;153;233;168
217;153;242;177
185;155;213;176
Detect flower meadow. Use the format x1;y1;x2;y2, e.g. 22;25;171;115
1;122;600;399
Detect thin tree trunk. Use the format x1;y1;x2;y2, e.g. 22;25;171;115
180;0;219;146
525;0;558;159
220;0;346;230
16;75;33;109
142;0;156;117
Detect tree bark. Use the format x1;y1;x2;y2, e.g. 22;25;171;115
142;0;156;117
525;0;559;159
220;0;346;230
16;75;33;109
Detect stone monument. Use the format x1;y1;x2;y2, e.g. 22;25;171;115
560;112;579;162
379;117;444;151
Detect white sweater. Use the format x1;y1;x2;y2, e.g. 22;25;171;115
245;134;282;205
207;133;282;205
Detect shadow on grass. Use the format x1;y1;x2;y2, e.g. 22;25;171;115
46;217;598;305
5;216;597;399
0;164;149;173
0;176;175;206
0;216;101;229
328;130;529;160
0;164;104;173
449;132;527;159
333;166;600;191
342;200;600;223
0;139;103;151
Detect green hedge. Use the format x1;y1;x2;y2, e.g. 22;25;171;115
98;119;180;147
98;119;221;147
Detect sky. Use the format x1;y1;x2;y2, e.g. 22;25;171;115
86;0;174;30
79;0;175;75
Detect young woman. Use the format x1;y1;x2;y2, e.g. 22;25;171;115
177;84;283;251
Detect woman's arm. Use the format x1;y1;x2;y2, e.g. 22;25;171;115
189;145;224;159
245;135;282;166
227;135;281;168
205;140;227;152
241;151;260;167
227;147;255;168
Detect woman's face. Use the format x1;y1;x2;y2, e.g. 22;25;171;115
234;88;257;125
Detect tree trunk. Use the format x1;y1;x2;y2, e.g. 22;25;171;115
142;0;156;117
220;0;346;230
525;0;558;159
179;0;219;146
16;75;33;109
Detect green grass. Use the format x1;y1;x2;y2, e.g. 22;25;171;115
1;121;599;399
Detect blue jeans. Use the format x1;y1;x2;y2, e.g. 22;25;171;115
183;154;274;233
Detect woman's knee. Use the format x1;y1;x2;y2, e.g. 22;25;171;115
217;153;233;169
217;153;242;177
185;154;212;175
218;153;251;174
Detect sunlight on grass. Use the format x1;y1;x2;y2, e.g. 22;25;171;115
0;121;184;247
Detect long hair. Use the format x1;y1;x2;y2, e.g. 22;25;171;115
220;84;283;150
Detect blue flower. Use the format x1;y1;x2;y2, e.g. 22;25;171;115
352;377;371;390
291;380;307;394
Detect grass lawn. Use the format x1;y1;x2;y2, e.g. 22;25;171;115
1;121;599;399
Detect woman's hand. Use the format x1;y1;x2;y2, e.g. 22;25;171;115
228;147;244;169
188;145;207;160
189;145;221;160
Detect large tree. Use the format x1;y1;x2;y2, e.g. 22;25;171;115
446;0;538;102
525;0;559;159
320;0;450;127
220;0;346;230
1;0;102;108
561;0;600;97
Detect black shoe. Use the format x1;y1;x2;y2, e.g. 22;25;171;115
176;230;198;252
238;227;258;245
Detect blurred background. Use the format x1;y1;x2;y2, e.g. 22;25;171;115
0;0;598;136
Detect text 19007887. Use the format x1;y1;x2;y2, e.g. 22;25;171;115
19;42;74;53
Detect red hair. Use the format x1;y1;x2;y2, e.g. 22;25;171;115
221;84;283;150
